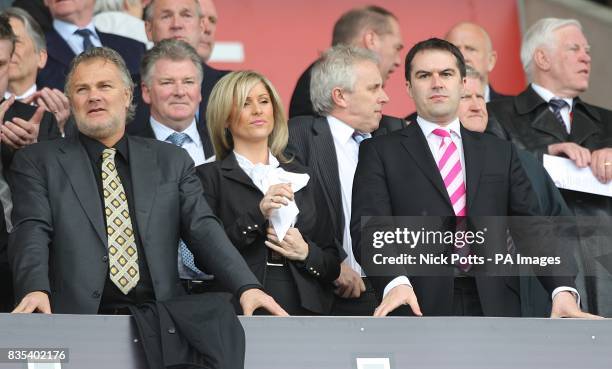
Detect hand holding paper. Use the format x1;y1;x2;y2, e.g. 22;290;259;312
543;154;612;197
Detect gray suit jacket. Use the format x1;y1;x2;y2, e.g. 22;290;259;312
8;135;260;314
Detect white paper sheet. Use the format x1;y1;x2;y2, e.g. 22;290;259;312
543;154;612;197
356;357;391;369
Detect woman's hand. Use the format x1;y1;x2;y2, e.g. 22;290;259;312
259;183;294;219
265;227;309;261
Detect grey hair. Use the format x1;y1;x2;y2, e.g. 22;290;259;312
144;0;201;21
521;18;582;82
65;47;136;121
2;7;46;53
310;45;379;116
140;38;203;87
465;65;483;81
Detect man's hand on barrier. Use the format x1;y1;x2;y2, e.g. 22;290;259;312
333;261;365;298
374;284;422;317
550;291;602;319
12;291;51;314
239;288;289;316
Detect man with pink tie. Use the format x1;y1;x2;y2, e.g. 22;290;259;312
350;38;595;318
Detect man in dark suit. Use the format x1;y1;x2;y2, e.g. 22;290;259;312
0;14;58;312
289;5;404;118
8;46;285;316
351;38;593;318
487;18;612;316
36;0;146;92
288;45;405;316
127;0;228;157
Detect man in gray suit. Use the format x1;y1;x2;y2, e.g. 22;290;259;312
9;46;285;316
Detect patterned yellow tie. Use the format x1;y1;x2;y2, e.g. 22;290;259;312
101;148;139;294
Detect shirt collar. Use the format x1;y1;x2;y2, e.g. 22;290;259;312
79;132;129;164
149;116;201;147
416;115;462;139
484;84;491;103
233;150;279;171
4;84;37;101
53;19;99;41
531;83;573;110
327;115;358;144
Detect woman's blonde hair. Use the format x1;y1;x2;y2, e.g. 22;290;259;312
207;70;290;161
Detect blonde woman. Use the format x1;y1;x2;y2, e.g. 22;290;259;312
196;71;340;315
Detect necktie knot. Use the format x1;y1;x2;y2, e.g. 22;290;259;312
102;148;116;161
548;98;568;112
432;128;451;138
352;130;371;145
74;28;94;51
166;132;190;147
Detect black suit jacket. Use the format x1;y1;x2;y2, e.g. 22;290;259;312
350;122;576;316
8;135;260;314
487;84;612;315
0;100;59;312
196;154;340;314
288;62;315;118
36;28;146;91
127;63;229;158
286;114;406;260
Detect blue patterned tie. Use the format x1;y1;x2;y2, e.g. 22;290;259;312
352;130;371;145
549;98;568;131
165;132;204;275
74;29;94;52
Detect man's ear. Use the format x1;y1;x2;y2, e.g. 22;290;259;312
331;86;348;108
533;48;551;72
406;80;413;98
487;50;497;73
362;29;377;50
37;49;48;69
141;82;151;105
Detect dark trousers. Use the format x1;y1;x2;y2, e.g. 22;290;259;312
330;278;378;316
452;277;484;316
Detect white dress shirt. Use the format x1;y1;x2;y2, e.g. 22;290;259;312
150;117;207;166
327;115;365;276
5;84;37;101
53;19;102;55
383;115;579;305
531;83;574;134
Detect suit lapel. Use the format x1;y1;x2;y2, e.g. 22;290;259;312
516;86;568;142
569;100;601;145
220;153;260;192
127;136;159;240
45;29;76;67
312;117;343;225
57;139;107;248
399;123;451;207
461;127;485;213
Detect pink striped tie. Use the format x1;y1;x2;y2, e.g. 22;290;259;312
433;128;470;271
432;129;466;216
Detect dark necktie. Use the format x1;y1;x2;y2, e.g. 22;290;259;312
164;132;205;276
74;29;94;52
352;130;371;145
549;98;568;131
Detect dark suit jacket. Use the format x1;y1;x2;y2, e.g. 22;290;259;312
288;62;315;118
0;100;58;312
127;63;229;158
196;153;340;314
286;114;406;260
350;122;576;316
487;84;612;315
8;135;260;314
36;28;146;91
